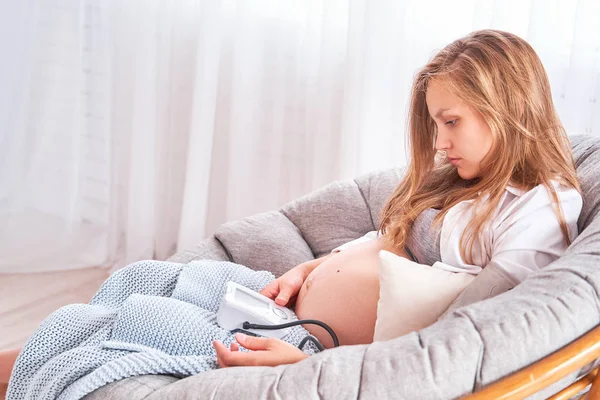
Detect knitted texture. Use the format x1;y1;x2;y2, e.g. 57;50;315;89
7;260;317;400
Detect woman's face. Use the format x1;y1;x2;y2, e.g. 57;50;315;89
425;80;493;180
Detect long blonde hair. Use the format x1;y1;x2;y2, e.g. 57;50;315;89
379;29;581;265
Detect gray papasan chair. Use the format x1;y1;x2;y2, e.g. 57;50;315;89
84;134;600;400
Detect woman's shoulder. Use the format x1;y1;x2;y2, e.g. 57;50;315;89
505;179;579;197
493;179;582;229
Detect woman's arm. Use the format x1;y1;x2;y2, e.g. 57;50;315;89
440;186;582;319
213;333;309;368
259;253;335;306
330;231;379;254
301;252;335;272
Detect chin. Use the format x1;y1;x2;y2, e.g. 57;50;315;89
457;168;477;180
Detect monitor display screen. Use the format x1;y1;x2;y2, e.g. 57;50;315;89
234;289;269;309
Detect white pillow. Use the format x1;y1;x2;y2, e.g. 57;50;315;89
374;250;476;342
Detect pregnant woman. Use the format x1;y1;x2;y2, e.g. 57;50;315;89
212;29;583;368
2;29;584;393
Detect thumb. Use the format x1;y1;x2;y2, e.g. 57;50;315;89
275;285;294;306
235;333;272;351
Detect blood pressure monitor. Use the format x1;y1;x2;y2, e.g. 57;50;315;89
216;281;297;339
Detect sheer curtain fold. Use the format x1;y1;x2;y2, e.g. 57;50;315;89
1;0;599;273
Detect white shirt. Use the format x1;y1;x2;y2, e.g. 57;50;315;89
332;180;583;283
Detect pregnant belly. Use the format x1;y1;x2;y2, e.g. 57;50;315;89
294;238;409;348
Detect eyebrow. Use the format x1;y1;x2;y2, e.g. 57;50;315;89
434;108;450;119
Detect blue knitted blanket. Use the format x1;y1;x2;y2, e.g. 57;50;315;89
7;260;316;400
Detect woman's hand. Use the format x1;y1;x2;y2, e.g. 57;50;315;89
260;254;334;307
213;333;309;368
259;263;310;307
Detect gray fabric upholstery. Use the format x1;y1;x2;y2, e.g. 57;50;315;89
215;210;314;277
281;180;375;258
439;259;520;319
573;136;600;231
354;166;406;228
167;236;230;264
84;134;600;400
84;375;178;399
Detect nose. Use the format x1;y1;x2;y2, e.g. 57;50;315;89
435;129;451;152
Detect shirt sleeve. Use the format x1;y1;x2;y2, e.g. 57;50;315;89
489;185;582;283
331;231;380;253
438;185;582;321
438;259;519;321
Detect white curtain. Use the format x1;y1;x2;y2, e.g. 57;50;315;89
1;0;599;273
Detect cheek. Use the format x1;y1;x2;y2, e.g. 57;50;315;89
466;124;492;161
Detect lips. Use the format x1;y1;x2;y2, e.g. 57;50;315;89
449;158;461;165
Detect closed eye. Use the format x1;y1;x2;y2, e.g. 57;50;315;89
445;119;457;126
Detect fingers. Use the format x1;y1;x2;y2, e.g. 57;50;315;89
214;336;306;368
213;340;230;368
275;286;294;306
259;281;279;300
262;281;292;306
213;340;259;368
234;333;273;351
230;342;239;351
